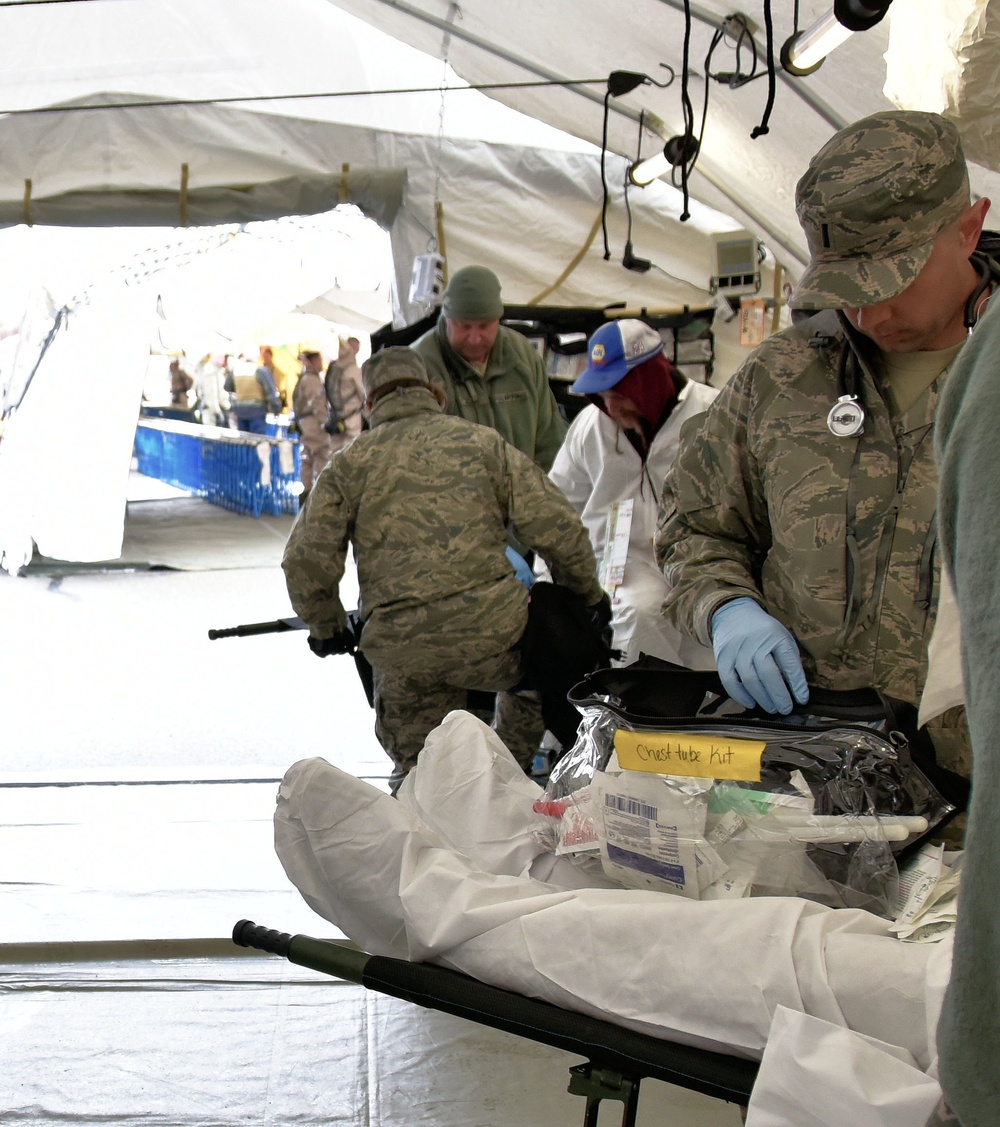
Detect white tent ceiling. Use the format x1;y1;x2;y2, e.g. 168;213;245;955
0;0;776;330
3;0;997;313
317;0;1000;271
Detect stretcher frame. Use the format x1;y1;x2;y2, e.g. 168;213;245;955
233;920;757;1126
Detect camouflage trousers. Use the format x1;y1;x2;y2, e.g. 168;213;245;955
372;648;522;790
493;689;548;770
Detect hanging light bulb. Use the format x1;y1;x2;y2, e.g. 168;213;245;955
781;10;855;74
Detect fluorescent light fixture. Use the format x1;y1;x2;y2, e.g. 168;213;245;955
781;10;854;74
781;0;894;77
627;132;699;187
628;149;672;187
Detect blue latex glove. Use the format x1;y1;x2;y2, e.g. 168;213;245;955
506;545;536;588
710;597;809;715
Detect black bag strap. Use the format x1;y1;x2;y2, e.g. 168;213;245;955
569;656;905;731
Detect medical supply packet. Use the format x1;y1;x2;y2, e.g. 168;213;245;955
534;659;955;919
889;843;962;942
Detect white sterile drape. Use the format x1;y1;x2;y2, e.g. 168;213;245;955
273;711;950;1123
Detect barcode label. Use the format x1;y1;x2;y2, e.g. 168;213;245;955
604;792;658;821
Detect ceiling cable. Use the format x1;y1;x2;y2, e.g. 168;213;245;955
0;77;611;119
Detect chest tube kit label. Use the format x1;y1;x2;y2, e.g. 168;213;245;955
614;729;765;781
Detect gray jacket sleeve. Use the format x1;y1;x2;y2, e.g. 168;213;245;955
932;293;1000;1127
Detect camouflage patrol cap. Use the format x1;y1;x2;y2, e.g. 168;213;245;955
792;111;971;310
362;346;441;399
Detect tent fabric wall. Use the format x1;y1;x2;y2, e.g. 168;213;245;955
885;0;1000;172
0;0;756;325
3;0;999;284
1;96;404;229
0;90;755;324
378;132;754;327
0;281;152;571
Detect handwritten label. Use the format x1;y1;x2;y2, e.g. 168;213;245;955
613;730;764;782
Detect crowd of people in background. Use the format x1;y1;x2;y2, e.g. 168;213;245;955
150;337;367;454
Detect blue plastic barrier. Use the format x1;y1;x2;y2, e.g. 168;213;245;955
134;419;301;517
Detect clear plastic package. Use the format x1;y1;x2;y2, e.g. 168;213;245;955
534;661;954;919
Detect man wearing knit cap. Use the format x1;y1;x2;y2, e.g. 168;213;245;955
655;111;994;800
412;264;566;471
548;318;717;666
281;347;609;788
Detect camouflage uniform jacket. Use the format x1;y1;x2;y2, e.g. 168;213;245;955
413;318;566;471
291;370;335;492
654;309;950;712
282;386;603;678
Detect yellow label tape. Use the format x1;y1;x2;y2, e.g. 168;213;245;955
614;730;764;782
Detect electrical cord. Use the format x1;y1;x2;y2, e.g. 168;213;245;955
1;76;612;118
622;111;652;272
707;13;760;88
601;69;668;260
601;84;614;260
750;0;777;139
674;0;696;221
676;11;761;196
663;5;773;215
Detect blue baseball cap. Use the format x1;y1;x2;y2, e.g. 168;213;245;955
571;319;665;394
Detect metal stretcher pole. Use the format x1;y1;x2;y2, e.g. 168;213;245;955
233;920;757;1126
208;611;374;707
207;617;306;639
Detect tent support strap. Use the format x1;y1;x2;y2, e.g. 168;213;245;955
179;163;189;226
529;207;603;304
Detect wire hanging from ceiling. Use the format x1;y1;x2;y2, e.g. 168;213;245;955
0;76;612;118
599;67;675;259
750;0;777;138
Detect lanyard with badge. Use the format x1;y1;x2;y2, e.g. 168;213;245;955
601;498;633;603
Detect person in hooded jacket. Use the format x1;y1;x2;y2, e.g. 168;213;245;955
548;319;717;667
